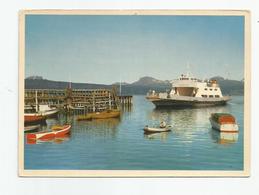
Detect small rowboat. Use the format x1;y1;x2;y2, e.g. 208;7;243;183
210;113;238;132
26;124;71;140
24;124;40;132
143;125;171;133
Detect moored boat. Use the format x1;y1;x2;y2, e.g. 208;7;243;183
77;109;120;121
38;105;59;118
26;124;71;140
24;105;59;124
24;114;45;124
24;90;59;124
209;113;238;132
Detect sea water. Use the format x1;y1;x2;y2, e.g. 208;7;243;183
24;96;244;170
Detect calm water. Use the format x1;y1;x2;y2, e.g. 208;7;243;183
24;96;244;170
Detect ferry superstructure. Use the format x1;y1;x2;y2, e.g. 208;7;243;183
147;74;231;108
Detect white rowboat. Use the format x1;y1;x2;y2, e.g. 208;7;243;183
143;125;171;133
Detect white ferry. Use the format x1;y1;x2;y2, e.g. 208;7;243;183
147;74;231;108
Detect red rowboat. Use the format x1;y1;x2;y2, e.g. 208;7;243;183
26;134;70;144
26;125;71;140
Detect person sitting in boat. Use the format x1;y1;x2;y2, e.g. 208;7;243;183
160;121;166;128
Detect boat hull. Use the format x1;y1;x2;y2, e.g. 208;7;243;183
143;126;171;133
77;110;120;121
26;125;71;140
24;115;45;124
209;118;238;132
150;96;231;108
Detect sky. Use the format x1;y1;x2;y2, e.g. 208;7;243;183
25;15;244;84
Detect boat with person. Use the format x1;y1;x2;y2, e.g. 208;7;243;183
209;113;239;132
143;121;172;133
26;124;71;140
147;73;231;108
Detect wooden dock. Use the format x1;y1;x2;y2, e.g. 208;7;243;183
118;95;133;105
25;88;132;113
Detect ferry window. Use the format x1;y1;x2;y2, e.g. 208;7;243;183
209;95;213;98
214;89;217;91
215;95;220;98
205;88;207;90
210;89;212;91
201;95;207;98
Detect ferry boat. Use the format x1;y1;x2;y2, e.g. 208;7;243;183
147;74;231;108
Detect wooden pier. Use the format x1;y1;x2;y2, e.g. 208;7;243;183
25;88;132;113
118;95;133;105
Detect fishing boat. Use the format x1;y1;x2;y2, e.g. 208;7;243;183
24;90;59;124
147;73;231;108
24;114;45;124
77;109;120;121
26;124;71;140
24;124;40;132
209;113;238;132
38;105;59;117
24;105;59;123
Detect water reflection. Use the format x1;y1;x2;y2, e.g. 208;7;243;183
24;96;244;170
148;106;231;138
26;134;70;145
120;104;133;113
144;131;170;141
75;118;121;138
150;106;229;126
210;129;239;145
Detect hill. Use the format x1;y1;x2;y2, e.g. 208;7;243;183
25;76;244;96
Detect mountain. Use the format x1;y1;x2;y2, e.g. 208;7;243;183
25;76;244;96
25;77;110;90
112;82;129;85
26;75;43;80
132;76;170;86
210;77;244;95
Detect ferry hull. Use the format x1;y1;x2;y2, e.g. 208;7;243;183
150;97;231;108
